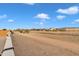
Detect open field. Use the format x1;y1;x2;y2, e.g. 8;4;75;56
12;31;79;56
0;30;8;55
0;37;6;55
0;30;9;37
30;31;79;44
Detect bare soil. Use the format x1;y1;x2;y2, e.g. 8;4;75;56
0;37;6;55
12;31;79;56
0;30;8;55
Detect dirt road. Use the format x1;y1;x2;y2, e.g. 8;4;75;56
12;32;79;56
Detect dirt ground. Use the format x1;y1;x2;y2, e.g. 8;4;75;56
0;37;6;55
0;30;8;55
12;31;79;56
0;30;8;37
30;31;79;44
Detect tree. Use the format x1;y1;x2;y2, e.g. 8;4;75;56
2;29;7;31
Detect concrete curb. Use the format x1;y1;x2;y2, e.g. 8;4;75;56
1;32;15;56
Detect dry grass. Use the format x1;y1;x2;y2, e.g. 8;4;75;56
0;30;8;55
0;37;6;55
0;30;9;37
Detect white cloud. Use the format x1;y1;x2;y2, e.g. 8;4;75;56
56;15;66;20
8;19;14;23
72;19;79;23
0;14;7;19
35;13;50;20
57;6;79;15
24;3;35;5
40;22;43;25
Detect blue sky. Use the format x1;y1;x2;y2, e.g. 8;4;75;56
0;3;79;29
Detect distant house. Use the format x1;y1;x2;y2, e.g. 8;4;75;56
64;27;79;31
49;27;79;32
49;28;57;31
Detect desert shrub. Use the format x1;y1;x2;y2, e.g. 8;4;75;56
16;29;21;31
24;30;30;33
2;29;7;31
15;29;23;33
35;29;40;31
19;30;30;33
10;30;14;34
58;29;66;32
51;28;66;32
19;30;23;33
15;29;30;33
52;29;57;32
